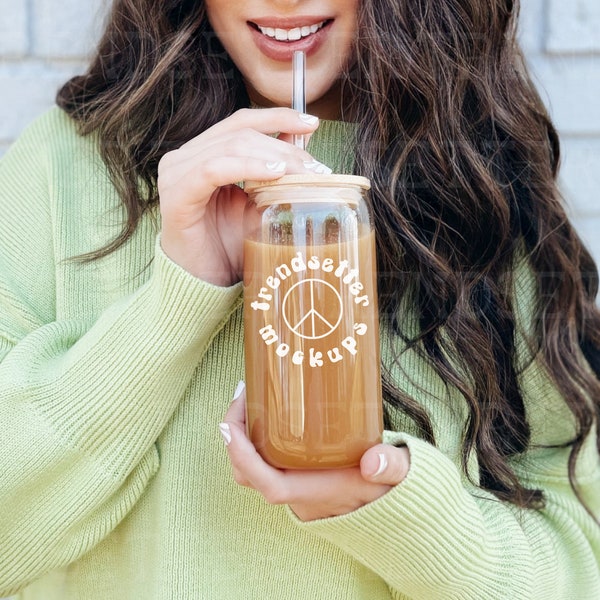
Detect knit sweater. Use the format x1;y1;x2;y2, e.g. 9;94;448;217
0;107;598;600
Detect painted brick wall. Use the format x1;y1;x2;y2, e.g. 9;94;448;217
0;0;106;154
0;1;598;266
521;0;600;269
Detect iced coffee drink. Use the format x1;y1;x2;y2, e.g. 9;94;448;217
243;174;383;469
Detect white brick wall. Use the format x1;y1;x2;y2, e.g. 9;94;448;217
520;0;600;269
0;0;107;156
0;1;598;254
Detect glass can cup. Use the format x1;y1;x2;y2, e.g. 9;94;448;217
243;174;383;469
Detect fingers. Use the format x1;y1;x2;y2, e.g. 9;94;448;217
158;106;328;198
220;383;284;494
360;444;411;486
167;107;330;187
219;382;403;519
225;381;246;425
182;107;320;149
158;125;331;204
220;382;330;503
167;155;288;197
176;127;314;166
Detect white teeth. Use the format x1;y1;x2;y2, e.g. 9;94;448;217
288;27;302;41
257;20;326;42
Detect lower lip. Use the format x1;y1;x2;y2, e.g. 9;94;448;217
248;21;332;62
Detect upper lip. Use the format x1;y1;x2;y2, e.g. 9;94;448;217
248;16;333;29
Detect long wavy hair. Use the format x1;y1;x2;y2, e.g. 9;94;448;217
57;0;600;510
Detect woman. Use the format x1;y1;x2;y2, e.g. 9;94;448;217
0;0;598;598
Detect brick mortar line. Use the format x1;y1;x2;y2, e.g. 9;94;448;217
559;133;600;140
0;57;89;66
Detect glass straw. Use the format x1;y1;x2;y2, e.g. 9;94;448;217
292;51;306;150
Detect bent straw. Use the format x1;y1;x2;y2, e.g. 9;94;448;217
292;50;306;150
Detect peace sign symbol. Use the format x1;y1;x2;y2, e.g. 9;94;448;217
282;279;343;340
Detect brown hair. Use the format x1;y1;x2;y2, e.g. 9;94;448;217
57;0;600;510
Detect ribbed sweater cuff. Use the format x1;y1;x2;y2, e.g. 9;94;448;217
149;235;243;343
290;433;535;599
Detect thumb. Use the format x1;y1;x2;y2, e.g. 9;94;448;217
360;444;411;486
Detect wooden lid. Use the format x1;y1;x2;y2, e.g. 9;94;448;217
244;174;371;194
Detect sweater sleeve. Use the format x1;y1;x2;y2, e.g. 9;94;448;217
291;428;600;599
0;115;242;594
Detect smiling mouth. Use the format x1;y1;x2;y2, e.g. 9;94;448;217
249;19;332;42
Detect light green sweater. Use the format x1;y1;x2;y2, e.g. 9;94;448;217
0;108;598;599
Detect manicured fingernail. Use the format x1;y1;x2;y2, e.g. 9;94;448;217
233;380;245;401
373;453;388;477
299;113;318;125
266;161;286;172
303;160;333;175
219;423;232;445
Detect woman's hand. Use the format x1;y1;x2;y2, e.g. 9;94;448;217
219;383;411;522
158;108;328;286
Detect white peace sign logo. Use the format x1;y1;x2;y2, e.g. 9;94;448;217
282;278;343;340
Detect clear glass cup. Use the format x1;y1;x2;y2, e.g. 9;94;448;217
243;174;383;469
